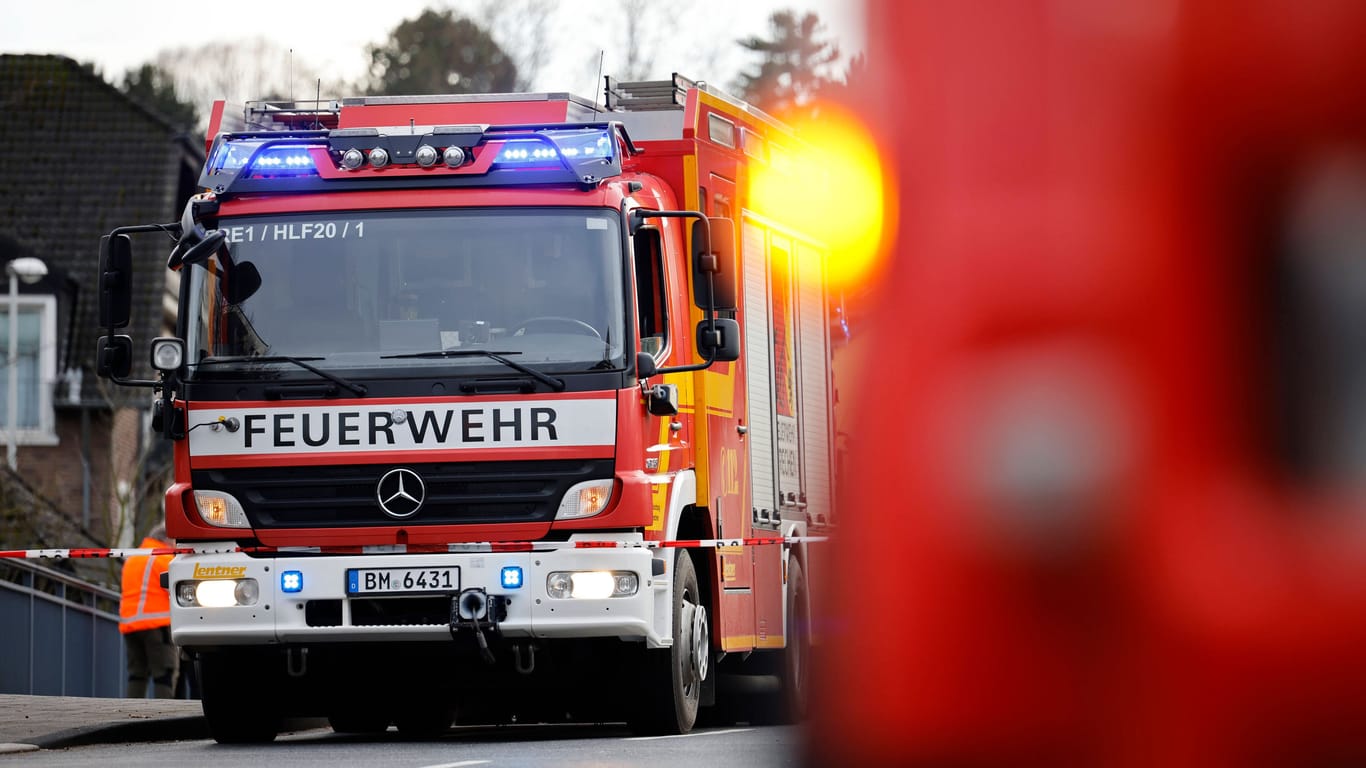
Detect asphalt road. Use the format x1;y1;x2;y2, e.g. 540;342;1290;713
9;722;803;767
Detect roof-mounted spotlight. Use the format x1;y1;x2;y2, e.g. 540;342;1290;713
340;148;365;170
415;145;439;167
443;146;467;168
368;147;390;169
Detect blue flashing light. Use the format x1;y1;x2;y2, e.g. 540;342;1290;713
254;148;315;169
249;147;318;175
490;128;616;172
281;570;304;593
494;139;564;169
500;566;523;589
544;128;615;162
209;141;257;172
208;140;319;177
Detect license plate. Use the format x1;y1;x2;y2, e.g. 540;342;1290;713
346;566;460;595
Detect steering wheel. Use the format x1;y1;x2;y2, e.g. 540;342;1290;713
511;316;602;338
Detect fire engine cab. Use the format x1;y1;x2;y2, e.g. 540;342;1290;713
96;75;836;742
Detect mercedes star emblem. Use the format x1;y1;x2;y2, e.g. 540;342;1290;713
376;468;426;519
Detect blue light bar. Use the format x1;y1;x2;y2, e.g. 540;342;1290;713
207;140;319;177
493;138;564;169
501;566;523;589
281;570;304;593
208;140;257;172
544;128;615;161
489;127;616;172
253;148;316;172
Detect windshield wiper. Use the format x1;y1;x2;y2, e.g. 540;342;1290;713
193;355;368;397
381;349;565;392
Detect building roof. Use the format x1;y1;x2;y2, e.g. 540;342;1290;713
0;54;203;406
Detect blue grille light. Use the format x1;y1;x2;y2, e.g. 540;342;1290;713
501;566;523;589
281;570;304;593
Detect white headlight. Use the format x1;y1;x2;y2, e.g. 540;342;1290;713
569;571;615;599
195;580;239;607
546;570;640;599
180;578;259;607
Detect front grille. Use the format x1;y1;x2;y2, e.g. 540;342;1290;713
192;459;613;528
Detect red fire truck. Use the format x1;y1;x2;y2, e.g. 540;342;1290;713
95;75;834;742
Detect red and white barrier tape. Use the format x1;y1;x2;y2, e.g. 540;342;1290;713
0;536;827;561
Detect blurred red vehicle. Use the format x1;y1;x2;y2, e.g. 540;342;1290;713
813;2;1366;765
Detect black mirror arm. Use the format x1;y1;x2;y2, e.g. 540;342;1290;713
652;349;718;376
108;373;160;388
110;221;182;240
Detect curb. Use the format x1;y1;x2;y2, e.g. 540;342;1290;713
29;716;330;749
33;715;210;749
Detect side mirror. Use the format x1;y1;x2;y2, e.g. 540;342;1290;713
692;217;737;311
636;351;658;379
180;229;227;267
96;335;133;379
696;317;740;362
98;234;133;329
223;260;262;305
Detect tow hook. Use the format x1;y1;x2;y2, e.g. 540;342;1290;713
286;646;308;677
512;642;536;675
449;588;507;665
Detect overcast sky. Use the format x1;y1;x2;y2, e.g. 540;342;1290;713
1;0;864;98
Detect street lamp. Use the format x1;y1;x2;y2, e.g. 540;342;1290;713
6;257;47;470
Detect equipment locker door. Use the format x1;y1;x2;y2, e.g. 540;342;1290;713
742;217;787;648
768;234;805;519
708;173;756;651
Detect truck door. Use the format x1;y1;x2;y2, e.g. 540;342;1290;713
633;221;689;540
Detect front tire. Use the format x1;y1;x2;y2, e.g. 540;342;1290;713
629;550;710;735
199;653;281;744
778;558;810;723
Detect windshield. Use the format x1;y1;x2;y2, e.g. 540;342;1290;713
184;209;626;377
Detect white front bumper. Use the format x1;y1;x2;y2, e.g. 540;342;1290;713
169;544;672;649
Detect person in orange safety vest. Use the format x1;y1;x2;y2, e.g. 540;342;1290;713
120;523;178;698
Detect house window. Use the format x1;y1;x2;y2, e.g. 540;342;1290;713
0;295;58;445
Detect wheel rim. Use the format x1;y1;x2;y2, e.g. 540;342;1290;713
691;601;710;685
680;589;709;699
